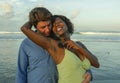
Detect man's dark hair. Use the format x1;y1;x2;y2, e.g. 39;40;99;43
29;7;52;28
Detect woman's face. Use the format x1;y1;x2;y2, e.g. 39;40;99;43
52;17;68;36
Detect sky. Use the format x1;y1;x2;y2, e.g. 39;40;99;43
0;0;120;32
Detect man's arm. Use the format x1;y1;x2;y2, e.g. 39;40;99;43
15;42;28;83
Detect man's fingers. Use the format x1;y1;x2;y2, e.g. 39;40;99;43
82;72;91;83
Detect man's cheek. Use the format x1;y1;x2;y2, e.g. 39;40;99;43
38;29;43;33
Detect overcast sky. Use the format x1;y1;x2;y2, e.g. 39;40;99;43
0;0;120;32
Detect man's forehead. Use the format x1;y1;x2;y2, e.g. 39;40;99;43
37;20;51;27
38;20;51;24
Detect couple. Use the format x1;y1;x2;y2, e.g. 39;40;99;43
15;7;99;83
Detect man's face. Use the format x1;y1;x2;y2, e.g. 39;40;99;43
36;20;52;36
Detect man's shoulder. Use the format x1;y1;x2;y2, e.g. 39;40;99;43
20;38;32;46
21;38;44;49
21;38;29;44
75;41;87;48
75;41;83;45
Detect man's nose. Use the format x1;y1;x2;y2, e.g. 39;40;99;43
45;26;50;31
45;25;50;29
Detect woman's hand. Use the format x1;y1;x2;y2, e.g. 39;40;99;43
65;40;85;61
65;40;80;50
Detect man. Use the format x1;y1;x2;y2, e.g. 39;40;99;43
15;7;92;83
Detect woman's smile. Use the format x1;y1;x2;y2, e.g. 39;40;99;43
57;27;63;32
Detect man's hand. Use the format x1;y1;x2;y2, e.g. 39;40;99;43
82;72;91;83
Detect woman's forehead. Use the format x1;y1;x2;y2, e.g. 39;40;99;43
55;17;63;22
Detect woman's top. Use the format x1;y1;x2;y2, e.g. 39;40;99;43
57;49;91;83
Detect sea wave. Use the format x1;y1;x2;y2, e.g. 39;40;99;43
0;31;120;35
79;31;120;35
0;31;120;42
0;31;24;39
0;31;22;34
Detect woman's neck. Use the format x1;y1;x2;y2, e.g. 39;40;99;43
60;32;70;43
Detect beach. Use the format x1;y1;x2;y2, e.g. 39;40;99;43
0;31;120;83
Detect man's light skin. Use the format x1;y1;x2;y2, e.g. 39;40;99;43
82;72;91;83
29;20;91;83
36;20;52;36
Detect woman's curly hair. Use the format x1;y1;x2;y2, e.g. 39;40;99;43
52;15;74;35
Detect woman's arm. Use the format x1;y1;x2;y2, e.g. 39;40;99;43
76;41;99;61
64;40;85;61
65;40;100;68
76;41;100;68
21;22;60;64
21;21;51;50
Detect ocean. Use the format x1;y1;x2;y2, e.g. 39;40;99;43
0;31;120;83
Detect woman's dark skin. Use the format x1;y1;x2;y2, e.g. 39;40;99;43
21;16;99;68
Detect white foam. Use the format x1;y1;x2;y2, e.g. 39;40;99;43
79;32;120;35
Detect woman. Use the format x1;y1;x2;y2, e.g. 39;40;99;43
21;15;99;83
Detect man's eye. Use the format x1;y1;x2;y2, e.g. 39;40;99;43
41;26;45;29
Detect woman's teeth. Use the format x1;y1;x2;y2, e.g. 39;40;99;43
57;27;62;31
